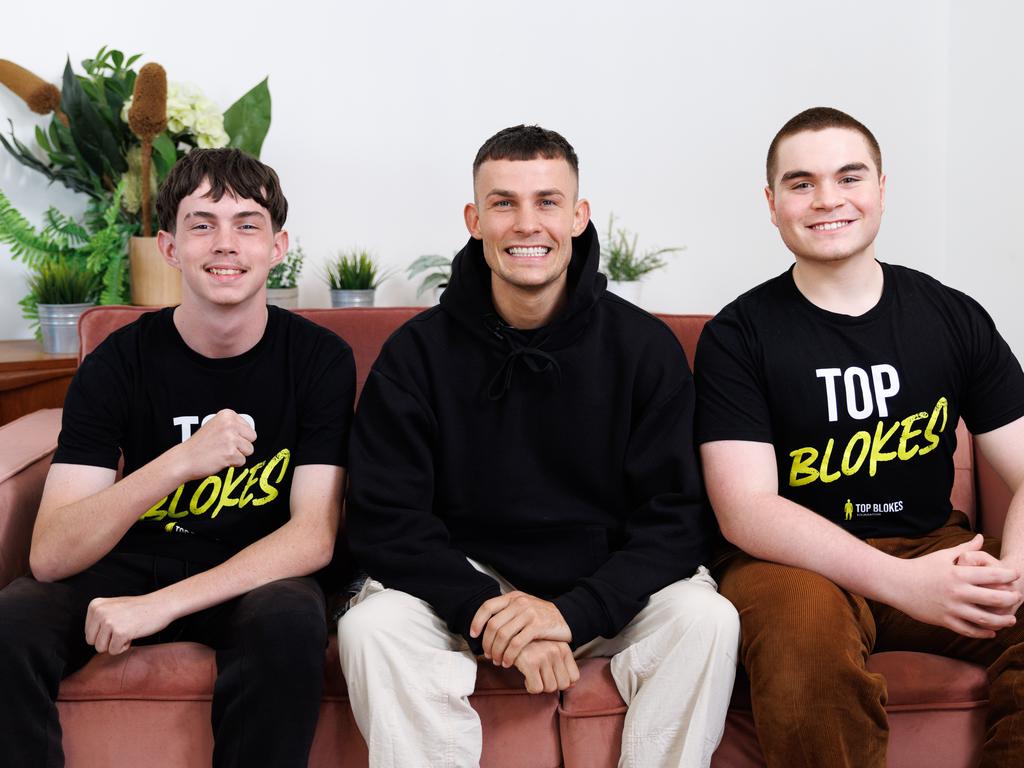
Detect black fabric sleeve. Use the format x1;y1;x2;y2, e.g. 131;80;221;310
955;293;1024;435
294;335;356;468
53;347;129;470
554;370;715;649
345;366;501;649
694;310;775;445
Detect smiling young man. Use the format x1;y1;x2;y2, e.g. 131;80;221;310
0;148;355;767
695;107;1024;766
338;125;738;767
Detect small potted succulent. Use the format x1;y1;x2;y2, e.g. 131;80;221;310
29;260;103;354
324;249;389;308
266;243;304;309
600;213;684;306
406;253;453;304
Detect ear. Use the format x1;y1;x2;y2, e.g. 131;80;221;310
572;198;591;236
270;229;289;268
464;203;483;240
157;230;180;270
878;173;887;214
765;186;779;228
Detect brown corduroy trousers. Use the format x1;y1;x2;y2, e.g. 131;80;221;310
715;512;1024;768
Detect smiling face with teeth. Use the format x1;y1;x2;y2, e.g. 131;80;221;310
464;157;590;326
766;127;886;267
158;179;287;311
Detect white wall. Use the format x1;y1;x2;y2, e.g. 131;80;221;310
2;1;1020;354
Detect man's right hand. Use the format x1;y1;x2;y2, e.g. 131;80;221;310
889;534;1020;638
512;640;580;694
173;409;256;479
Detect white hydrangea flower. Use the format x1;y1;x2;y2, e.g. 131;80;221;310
122;81;229;147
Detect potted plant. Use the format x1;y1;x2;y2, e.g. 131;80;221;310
1;185;130;350
406;253;453;303
28;260;103;354
600;213;684;305
1;46;272;307
324;249;389;308
266;243;304;309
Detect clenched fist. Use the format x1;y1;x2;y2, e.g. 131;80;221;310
175;409;256;480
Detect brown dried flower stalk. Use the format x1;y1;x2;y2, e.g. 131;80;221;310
127;63;167;237
0;59;66;124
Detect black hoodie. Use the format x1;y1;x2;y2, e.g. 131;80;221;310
346;221;714;650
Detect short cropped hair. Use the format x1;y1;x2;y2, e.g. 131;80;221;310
766;107;882;188
472;125;579;179
156;148;288;233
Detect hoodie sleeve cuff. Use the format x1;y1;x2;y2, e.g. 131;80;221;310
455;582;503;655
554;587;608;650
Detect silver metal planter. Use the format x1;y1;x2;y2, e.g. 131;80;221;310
330;289;375;308
37;302;93;354
266;287;299;309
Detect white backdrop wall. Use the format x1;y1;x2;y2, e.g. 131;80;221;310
2;1;1021;354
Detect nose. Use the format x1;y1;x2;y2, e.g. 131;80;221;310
513;206;542;234
211;227;239;255
812;182;843;211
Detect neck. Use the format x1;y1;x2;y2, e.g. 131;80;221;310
792;251;883;317
173;295;269;358
491;277;567;330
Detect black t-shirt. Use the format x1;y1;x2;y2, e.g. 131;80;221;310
695;263;1024;538
54;306;355;565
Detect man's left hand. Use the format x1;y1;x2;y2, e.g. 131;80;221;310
470;591;571;667
85;594;177;655
957;549;1024;617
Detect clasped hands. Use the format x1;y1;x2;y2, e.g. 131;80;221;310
898;534;1022;639
470;591;579;694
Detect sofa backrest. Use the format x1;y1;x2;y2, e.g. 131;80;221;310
76;305;1004;533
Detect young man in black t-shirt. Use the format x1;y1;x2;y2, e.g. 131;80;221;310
695;107;1024;766
0;149;355;767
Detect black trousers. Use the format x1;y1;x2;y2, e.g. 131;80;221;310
0;552;328;768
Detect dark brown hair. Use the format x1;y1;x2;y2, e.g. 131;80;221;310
766;107;882;188
473;125;579;179
156;148;288;233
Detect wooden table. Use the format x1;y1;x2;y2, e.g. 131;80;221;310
0;340;77;425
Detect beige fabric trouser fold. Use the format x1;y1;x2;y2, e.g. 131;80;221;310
337;563;740;768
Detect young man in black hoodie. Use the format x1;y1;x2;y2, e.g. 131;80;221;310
339;125;739;768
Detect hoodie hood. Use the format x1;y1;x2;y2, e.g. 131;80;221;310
439;220;605;399
440;219;605;348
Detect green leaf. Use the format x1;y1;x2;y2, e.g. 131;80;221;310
223;77;271;158
111;50;124;69
35;125;53;153
151;132;179;180
62;60;128;180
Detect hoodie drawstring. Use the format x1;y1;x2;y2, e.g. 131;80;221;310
485;323;562;400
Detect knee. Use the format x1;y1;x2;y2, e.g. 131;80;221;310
235;578;327;652
0;578;68;654
337;589;417;656
657;580;741;650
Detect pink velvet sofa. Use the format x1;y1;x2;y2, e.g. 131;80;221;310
0;305;1011;767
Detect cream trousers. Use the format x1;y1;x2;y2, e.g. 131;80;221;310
337;565;739;768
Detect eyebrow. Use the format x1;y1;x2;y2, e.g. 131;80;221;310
780;162;871;184
184;210;267;221
484;188;566;199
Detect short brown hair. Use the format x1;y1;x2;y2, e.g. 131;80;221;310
766;107;882;188
473;125;579;179
156;148;288;233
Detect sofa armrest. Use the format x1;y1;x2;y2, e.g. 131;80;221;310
0;408;62;588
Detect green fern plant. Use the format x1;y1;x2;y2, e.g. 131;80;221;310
0;184;131;329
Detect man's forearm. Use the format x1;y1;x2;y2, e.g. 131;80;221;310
143;513;336;623
719;491;905;605
31;450;193;582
